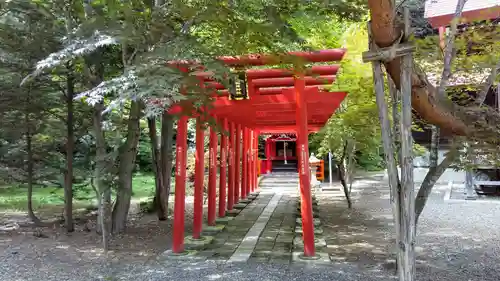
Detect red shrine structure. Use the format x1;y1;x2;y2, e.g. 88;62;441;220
169;49;347;258
263;133;298;173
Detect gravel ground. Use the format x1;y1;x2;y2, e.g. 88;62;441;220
2;174;500;281
319;174;500;281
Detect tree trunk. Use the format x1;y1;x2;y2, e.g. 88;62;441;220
148;117;167;220
338;140;353;209
414;59;496;224
429;126;440;169
112;100;142;233
25;108;42;225
415;148;458;223
160;112;175;214
367;0;468;136
95;191;109;253
93;102;111;240
64;64;75;232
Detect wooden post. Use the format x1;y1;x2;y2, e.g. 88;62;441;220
192;118;205;239
219;118;228;216
399;8;416;278
295;73;316;257
235;124;241;201
172;115;188;253
208;126;217;226
363;8;416;281
227;122;235;210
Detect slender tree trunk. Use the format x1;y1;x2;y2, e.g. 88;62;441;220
415;148;457;223
338;140;353;209
429;126;440;169
93;102;111;242
148;117;167;220
64;64;75;232
112;100;142;233
25;108;42;225
160;112;175;214
414;59;497;224
95;191;109;253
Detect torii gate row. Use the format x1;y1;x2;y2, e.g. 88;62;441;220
170;48;347;258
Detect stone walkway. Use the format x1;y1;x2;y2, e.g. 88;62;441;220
198;173;300;263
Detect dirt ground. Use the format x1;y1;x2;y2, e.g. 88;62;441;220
2;174;500;281
0;199;199;267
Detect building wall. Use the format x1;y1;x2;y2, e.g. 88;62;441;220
425;0;500;19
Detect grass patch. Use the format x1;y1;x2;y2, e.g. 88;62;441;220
0;173;170;212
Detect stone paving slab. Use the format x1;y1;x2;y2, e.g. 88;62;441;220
228;193;282;263
293;237;327;249
198;194;273;261
186;174;306;264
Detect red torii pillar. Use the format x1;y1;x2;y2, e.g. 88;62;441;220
248;130;254;193
208;125;217;226
295;75;316;257
235;124;242;202
253;130;259;191
172;115;188;253
219;118;228;217
227;122;235;210
241;128;249;200
265;138;272;174
192;118;205;239
248;129;253;195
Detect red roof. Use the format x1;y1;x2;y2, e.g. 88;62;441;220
425;0;500;27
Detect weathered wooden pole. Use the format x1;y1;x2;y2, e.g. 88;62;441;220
362;7;416;281
399;8;416;279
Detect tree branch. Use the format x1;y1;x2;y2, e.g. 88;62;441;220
436;0;468;99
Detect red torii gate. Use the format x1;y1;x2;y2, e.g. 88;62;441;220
170;49;347;258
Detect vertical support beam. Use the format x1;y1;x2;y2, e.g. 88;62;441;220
254;130;259;190
235;124;241;202
328;151;333;186
241;128;249;199
172;116;188;253
208;125;217;226
192;118;205;239
373;60;403;274
399;8;416;280
265;138;272;174
249;130;254;193
227;122;235;210
294;74;315;257
219;118;228;217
